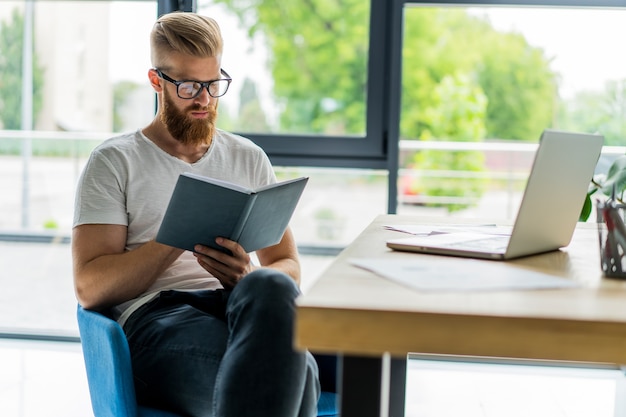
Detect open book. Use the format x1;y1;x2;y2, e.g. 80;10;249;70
156;173;308;253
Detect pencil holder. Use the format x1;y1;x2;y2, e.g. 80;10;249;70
597;200;626;279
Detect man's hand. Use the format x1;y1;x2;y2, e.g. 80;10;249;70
193;237;257;289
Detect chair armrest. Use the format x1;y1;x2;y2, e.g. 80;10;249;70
77;305;139;417
317;392;339;417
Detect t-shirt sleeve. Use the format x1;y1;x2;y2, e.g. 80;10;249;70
73;149;129;227
256;151;277;187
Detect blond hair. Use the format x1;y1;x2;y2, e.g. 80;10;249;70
151;12;223;68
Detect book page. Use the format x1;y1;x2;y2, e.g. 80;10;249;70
182;172;252;194
254;176;310;192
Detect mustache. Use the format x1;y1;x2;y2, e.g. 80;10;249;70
186;103;212;113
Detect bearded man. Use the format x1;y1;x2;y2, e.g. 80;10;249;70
72;12;320;417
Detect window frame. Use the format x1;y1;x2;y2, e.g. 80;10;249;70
171;0;622;213
392;0;624;211
228;0;395;171
159;0;394;169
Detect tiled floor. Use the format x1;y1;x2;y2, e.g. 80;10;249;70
0;339;92;417
405;356;623;417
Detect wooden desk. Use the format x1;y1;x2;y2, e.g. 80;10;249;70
295;215;626;417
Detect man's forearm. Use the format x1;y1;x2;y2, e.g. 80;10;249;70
74;240;183;310
262;257;301;285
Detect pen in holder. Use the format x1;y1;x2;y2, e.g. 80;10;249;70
597;198;626;278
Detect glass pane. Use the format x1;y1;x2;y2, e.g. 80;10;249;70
398;5;625;221
197;0;370;136
276;167;388;248
0;0;376;335
0;0;157;334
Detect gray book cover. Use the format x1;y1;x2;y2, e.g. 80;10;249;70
156;173;308;253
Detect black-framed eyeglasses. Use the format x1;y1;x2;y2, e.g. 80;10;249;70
154;68;232;99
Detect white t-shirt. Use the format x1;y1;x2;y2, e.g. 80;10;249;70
73;128;276;325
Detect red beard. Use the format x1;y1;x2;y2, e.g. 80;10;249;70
161;88;217;146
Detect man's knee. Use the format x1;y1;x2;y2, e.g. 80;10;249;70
228;269;300;319
237;268;299;300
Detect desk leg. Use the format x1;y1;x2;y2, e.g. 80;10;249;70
389;356;407;417
339;355;407;417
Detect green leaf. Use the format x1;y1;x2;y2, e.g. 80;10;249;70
579;194;593;222
600;155;626;199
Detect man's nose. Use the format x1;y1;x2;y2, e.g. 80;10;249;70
194;86;214;105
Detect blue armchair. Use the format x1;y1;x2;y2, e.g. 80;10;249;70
77;305;338;417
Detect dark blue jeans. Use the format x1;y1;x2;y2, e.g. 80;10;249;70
123;269;320;417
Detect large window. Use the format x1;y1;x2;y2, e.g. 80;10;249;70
0;0;157;335
397;3;626;219
197;0;389;166
198;1;371;138
1;0;623;337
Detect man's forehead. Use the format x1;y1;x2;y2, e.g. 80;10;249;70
160;54;221;79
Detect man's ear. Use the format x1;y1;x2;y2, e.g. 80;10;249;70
148;69;163;92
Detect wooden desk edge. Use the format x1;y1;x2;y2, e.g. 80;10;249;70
295;215;626;365
295;305;626;364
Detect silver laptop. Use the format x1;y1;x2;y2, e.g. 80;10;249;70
387;129;604;260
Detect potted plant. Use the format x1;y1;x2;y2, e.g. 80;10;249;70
580;154;626;221
585;154;626;278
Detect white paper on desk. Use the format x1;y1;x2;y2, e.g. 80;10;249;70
384;224;512;236
350;258;579;292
